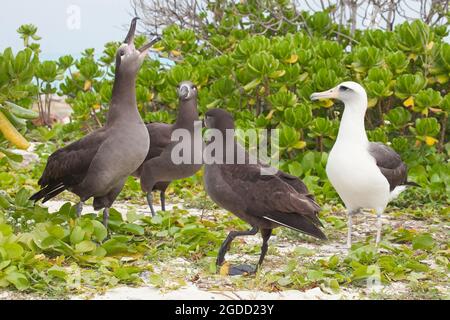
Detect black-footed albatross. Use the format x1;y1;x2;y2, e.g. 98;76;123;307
134;81;203;216
310;81;418;248
203;108;326;276
30;18;160;226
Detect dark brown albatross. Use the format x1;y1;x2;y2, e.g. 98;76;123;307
134;81;203;216
203;109;326;276
30;18;160;226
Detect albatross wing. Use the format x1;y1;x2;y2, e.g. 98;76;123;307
220;164;326;240
30;128;107;202
368;142;418;192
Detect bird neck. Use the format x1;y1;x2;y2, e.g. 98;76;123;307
173;98;198;131
205;128;252;165
106;71;140;126
336;100;368;146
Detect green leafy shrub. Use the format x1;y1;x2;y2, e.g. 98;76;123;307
0;7;449;295
9;13;445;204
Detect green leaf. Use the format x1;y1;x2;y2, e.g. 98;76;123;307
329;279;340;292
3;101;38;119
48;266;68;280
3;243;24;260
75;240;97;253
36;60;58;82
70;226;85;244
92;220;108;242
47;224;66;239
0;223;13;236
412;234;435;251
101;239;129;255
121;223;144;236
307;270;324;281
0;260;11;271
148;273;164;287
5;271;29;291
288;161;303;177
14;188;30;207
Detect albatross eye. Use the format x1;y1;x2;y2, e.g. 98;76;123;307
119;49;125;57
339;85;351;92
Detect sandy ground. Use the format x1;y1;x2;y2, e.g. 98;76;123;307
35;200;348;300
32;95;73;123
44;200;343;300
37;200;411;300
1;197;445;300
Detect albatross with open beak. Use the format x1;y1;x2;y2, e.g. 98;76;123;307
311;81;418;248
30;18;160;227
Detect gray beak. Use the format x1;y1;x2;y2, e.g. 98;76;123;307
138;36;161;53
124;17;139;45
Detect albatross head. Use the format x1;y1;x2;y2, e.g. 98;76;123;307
177;81;198;101
204;108;235;131
115;17;160;76
310;81;367;107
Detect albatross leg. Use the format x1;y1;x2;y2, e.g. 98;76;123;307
102;207;110;227
229;229;272;276
146;193;156;217
160;191;166;212
216;226;259;275
75;202;83;218
257;229;272;266
347;210;353;250
228;229;272;276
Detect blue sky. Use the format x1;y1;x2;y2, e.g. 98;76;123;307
0;0;134;59
0;1;442;61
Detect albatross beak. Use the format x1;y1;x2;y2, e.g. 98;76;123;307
124;17;139;45
178;84;190;100
138;36;161;55
310;88;338;101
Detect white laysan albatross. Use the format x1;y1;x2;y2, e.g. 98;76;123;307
310;81;418;248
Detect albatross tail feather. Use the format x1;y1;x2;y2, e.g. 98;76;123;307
405;181;420;187
30;183;65;202
263;212;327;240
389;181;419;201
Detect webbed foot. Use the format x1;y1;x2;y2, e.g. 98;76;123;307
219;263;257;276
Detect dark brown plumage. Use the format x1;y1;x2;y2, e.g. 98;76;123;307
134;81;202;216
33;129;107;201
368;142;417;191
203;108;326;276
133;123;171;210
30;18;159;226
